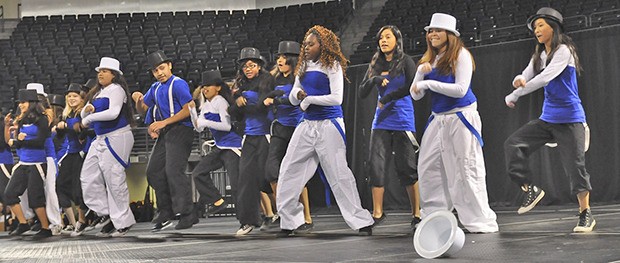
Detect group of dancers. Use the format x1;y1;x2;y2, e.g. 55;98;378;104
0;7;595;239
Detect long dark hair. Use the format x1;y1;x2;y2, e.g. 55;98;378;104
531;18;582;75
270;54;298;78
233;58;272;94
368;25;407;78
86;70;136;127
16;101;46;126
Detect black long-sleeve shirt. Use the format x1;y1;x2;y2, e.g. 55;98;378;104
359;55;416;104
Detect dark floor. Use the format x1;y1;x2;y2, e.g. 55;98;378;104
0;204;619;262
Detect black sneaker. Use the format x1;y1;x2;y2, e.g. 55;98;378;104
94;215;111;229
373;213;387;226
296;222;314;233
175;213;197;230
573;208;596;233
276;229;294;237
10;223;31;236
152;220;173;232
358;225;373;236
111;226;132;237
30;221;42;232
260;216;273;231
71;221;89;237
32;229;52;240
33;228;53;239
96;221;115;237
517;185;545;214
411;217;421;230
151;210;173;225
206;200;228;216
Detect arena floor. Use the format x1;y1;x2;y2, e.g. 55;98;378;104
1;204;619;262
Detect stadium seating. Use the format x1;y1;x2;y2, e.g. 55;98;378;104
0;0;354;110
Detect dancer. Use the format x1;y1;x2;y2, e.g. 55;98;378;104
133;50;197;231
410;13;499;233
55;83;90;235
264;40;313;231
80;57;136;237
276;25;374;236
188;70;240;221
3;89;52;238
228;47;275;235
358;25;421;229
504;7;595;232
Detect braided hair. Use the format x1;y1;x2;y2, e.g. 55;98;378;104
295;25;349;81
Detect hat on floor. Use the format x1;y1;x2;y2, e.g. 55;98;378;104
413;210;465;259
425;13;460;36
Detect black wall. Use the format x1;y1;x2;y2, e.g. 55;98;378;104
339;25;620;209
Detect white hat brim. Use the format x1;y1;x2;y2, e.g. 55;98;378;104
95;67;124;75
424;26;460;37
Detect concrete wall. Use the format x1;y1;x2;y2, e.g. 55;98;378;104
20;0;324;17
0;0;21;19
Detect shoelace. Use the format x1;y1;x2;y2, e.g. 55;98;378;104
576;211;590;226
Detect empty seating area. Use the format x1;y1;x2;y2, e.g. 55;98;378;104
0;0;353;111
350;0;620;64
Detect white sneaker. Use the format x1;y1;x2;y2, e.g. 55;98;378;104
235;224;253;236
51;224;63;236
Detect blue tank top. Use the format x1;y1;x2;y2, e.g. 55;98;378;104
301;71;343;120
372;74;415;131
425;69;477;113
540;66;585;123
273;83;303;127
17;124;47;163
242;90;272;135
91;97;129;135
204;112;243;148
65;116;84;153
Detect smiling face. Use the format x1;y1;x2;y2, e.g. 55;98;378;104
378;28;397;55
18;101;29;114
66;92;83;109
427;28;448;52
97;69;115;87
151;62;173;83
533;18;554;47
242;60;260;79
304;33;321;62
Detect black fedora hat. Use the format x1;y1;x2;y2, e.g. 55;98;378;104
200;70;227;87
82;79;97;91
49;94;66;107
277;41;301;55
237;47;262;64
17;89;40;103
67;83;83;94
146;50;172;70
527;7;564;32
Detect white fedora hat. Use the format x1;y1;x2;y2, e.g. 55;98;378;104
26;83;47;97
95;57;123;75
424;13;460;36
413;210;465;259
